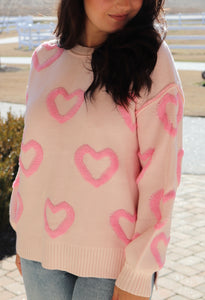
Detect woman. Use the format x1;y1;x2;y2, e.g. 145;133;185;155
10;0;184;299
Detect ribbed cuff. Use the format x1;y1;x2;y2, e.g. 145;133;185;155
115;262;153;297
16;236;126;279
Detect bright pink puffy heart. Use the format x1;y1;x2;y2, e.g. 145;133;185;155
110;209;137;245
157;92;183;137
150;189;176;229
11;191;23;224
136;148;155;184
117;105;137;132
46;87;84;123
32;42;64;72
44;198;75;239
74;144;119;187
150;232;170;268
19;139;43;177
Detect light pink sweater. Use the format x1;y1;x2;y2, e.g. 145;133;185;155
9;39;184;297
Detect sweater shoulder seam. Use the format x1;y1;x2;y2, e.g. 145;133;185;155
136;82;184;117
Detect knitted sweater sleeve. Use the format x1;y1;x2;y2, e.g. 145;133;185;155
115;43;185;297
9;40;60;231
9;52;35;231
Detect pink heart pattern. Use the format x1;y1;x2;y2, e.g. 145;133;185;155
136;148;155;184
46;87;84;123
19;139;43;177
74;144;119;187
150;189;176;229
32;42;64;72
110;209;137;245
11;191;24;224
157;92;183;137
44;198;75;239
150;232;170;268
177;149;184;185
117;105;137;132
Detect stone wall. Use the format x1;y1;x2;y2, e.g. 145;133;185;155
0;0;205;16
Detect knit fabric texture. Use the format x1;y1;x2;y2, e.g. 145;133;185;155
9;39;185;297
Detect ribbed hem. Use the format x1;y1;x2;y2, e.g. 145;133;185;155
16;237;126;279
115;262;153;297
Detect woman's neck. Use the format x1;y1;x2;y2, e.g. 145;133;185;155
79;19;108;47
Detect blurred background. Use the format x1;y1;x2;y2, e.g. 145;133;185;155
0;1;205;299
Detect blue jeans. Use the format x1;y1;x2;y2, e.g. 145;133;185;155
20;257;156;300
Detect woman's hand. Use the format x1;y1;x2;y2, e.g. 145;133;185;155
112;285;150;300
15;253;22;276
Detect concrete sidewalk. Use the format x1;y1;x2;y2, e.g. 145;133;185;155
0;37;18;44
0;174;205;300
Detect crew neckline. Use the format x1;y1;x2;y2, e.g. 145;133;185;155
70;43;95;56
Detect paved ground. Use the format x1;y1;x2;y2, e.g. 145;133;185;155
0;37;18;44
182;117;205;174
0;174;205;300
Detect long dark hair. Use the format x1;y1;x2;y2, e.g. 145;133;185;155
54;0;166;112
